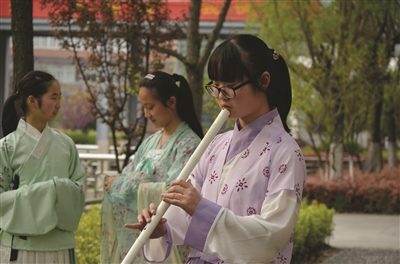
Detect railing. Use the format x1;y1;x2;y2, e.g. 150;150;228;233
79;152;134;204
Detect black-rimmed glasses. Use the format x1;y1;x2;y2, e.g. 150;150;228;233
205;79;252;99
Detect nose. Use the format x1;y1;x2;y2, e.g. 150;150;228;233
217;89;227;100
56;98;61;109
143;108;151;119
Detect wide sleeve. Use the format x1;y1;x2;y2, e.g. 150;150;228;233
0;139;59;236
0;180;58;236
186;190;300;263
53;138;86;232
54;177;85;232
141;174;200;262
142;205;188;263
67;136;87;184
0;139;13;193
0;176;86;235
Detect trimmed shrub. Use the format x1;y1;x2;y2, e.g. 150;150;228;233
304;167;400;214
75;205;101;264
293;199;335;261
63;130;97;144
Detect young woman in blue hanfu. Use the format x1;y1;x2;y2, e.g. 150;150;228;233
127;34;307;264
101;71;204;263
0;71;86;263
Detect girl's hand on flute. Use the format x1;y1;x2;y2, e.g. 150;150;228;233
161;179;201;216
125;203;167;239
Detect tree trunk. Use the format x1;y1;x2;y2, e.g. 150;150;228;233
185;0;203;120
387;141;397;168
329;142;344;181
349;155;354;181
386;107;397;168
185;65;204;120
365;96;383;172
178;0;231;120
11;0;33;92
329;105;344;181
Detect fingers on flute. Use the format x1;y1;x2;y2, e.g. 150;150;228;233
149;203;158;214
125;223;143;230
165;184;186;195
142;209;153;222
170;179;187;187
161;193;176;203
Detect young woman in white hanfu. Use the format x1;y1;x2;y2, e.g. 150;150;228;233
127;34;307;264
0;71;86;263
100;71;204;263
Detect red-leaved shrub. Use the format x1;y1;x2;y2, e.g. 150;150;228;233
303;166;400;214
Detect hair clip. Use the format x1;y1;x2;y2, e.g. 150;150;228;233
144;74;155;80
273;50;280;60
35;76;42;81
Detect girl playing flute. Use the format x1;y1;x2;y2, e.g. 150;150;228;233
127;34;307;264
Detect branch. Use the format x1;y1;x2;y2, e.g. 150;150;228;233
149;43;186;63
198;0;232;69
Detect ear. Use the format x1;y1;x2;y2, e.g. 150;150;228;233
27;95;38;109
259;71;271;90
167;96;177;109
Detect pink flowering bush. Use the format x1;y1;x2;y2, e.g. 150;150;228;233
61;88;95;131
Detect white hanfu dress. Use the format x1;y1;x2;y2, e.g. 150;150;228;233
142;108;307;264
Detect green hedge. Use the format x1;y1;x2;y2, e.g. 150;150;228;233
62;129;127;145
75;200;334;263
292;199;335;261
75;205;101;264
63;130;97;144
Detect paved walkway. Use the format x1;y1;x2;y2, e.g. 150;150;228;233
326;213;400;250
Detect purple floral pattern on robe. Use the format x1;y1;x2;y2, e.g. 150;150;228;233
247;207;257;215
209;171;218;184
241;149;250;159
221;184;228;195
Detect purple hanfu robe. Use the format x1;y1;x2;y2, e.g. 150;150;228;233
143;109;307;264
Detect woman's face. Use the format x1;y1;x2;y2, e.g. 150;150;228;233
212;80;270;128
139;87;176;129
30;80;62;123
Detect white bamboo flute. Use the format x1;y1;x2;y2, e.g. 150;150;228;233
121;108;230;264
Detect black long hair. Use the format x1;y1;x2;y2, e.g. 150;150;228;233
1;71;56;137
207;34;292;133
139;71;204;138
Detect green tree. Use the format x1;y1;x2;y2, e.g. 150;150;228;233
248;0;400;179
362;2;400;171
